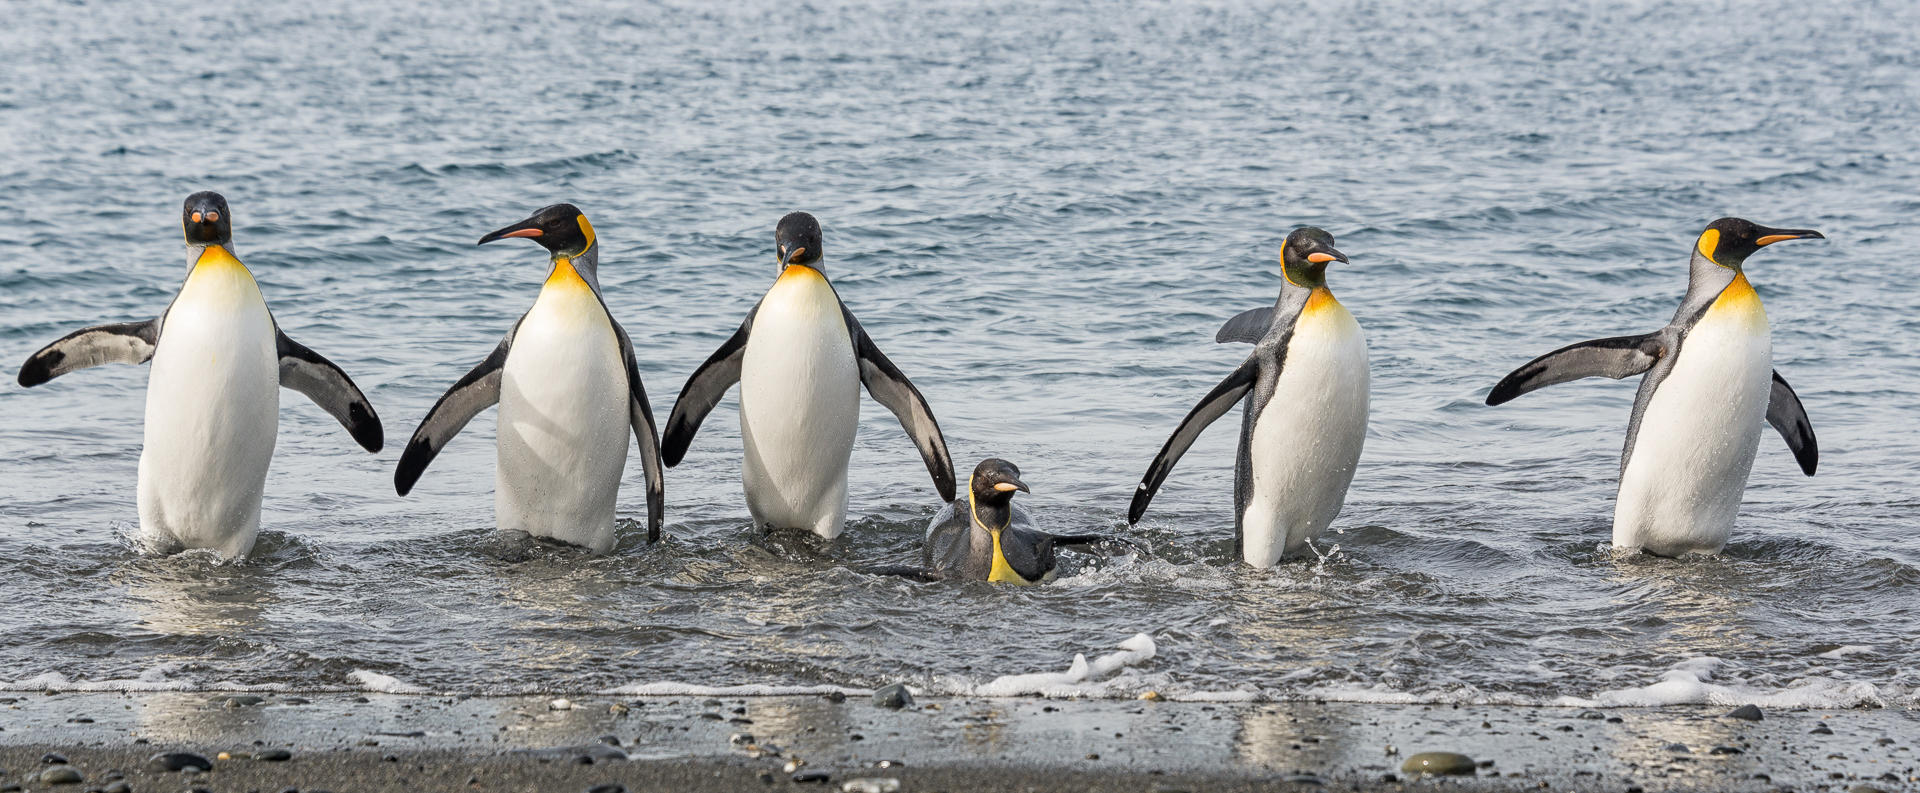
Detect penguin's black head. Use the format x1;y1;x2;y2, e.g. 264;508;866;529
479;203;596;258
181;191;232;246
1279;226;1347;287
1696;217;1823;269
775;212;824;270
970;458;1029;505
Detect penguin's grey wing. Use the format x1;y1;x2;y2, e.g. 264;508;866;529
612;320;666;542
275;330;383;453
1215;307;1274;344
1129;356;1259;524
1003;524;1058;582
661;304;757;467
1766;369;1817;476
922;500;973;575
841;303;957;502
1485;332;1666;406
394;321;517;496
17;319;160;387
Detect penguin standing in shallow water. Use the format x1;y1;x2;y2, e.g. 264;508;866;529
662;212;955;539
1129;227;1369;569
1486;218;1823;557
17;192;383;559
394;204;664;552
917;458;1123;584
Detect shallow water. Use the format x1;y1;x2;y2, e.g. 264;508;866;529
1;0;1915;707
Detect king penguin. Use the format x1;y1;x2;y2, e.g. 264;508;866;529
1486;218;1823;557
918;458;1125;584
393;204;665;552
16;191;383;559
661;212;955;539
1128;227;1370;568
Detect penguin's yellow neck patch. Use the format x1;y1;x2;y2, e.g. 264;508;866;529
1707;272;1766;329
544;258;592;292
987;530;1032;585
1697;228;1721;266
1303;286;1339;315
193;244;246;272
777;264;826;286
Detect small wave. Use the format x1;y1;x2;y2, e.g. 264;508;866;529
1552;656;1895;709
347;670;429;695
4;664;287;693
961;633;1157;698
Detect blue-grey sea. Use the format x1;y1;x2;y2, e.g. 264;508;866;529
1;0;1915;708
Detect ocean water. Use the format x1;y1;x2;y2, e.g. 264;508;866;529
1;0;1915;708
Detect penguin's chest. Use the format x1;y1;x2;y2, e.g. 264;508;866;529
1241;293;1369;564
145;256;280;460
1615;279;1771;553
739;268;860;465
496;268;630;522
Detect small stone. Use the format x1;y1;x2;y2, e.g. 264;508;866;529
840;779;901;793
1663;743;1690;754
219;695;266;708
792;771;831;784
784;759;806;774
572;755;593;765
39;767;83;785
729;732;756;745
1724;704;1763;721
42;753;69;765
1380;774;1398;783
1139;691;1164;702
608;703;629;715
872;683;913;709
823;691;847;703
1085;753;1099;760
597;735;621;747
104;783;132;793
1280;773;1325;785
1812;723;1834;735
1401;752;1476;776
146;752;213;773
1383;744;1398;756
757;771;776;784
586;785;627;793
1710;746;1743;755
1578;710;1604;719
549;698;574;711
257;749;292;761
217;751;234;761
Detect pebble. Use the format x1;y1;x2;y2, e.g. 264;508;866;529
586;785;627;793
872;683;913;710
39;767;83;785
1812;723;1835;735
1710;746;1743;755
1280;773;1325;785
104;783;132;793
730;732;756;746
1401;752;1476;776
840;779;900;793
549;698;574;711
792;771;832;784
1138;691;1165;702
257;749;293;762
757;771;776;784
146;752;212;773
1724;704;1763;721
216;695;266;708
1663;743;1690;754
42;753;69;765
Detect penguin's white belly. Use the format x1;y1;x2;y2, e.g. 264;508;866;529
137;252;280;559
1242;295;1369;569
738;267;860;538
496;267;631;553
1613;284;1770;556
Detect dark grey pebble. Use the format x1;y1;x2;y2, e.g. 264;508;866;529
792;771;832;784
1577;710;1604;720
597;735;621;747
39;766;83;785
572;755;594;765
104;782;132;793
1710;746;1743;755
586;785;626;793
1812;723;1834;735
278;788;299;793
280;697;311;705
256;749;292;762
1401;752;1475;776
1724;704;1763;721
1663;743;1690;754
1280;773;1324;785
823;691;847;703
1380;774;1398;783
67;717;93;723
42;753;69;765
146;753;212;773
872;683;914;709
382;754;398;763
756;771;776;784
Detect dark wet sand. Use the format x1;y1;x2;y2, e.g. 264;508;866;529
0;693;1913;792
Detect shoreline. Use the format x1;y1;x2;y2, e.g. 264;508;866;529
1;693;1914;792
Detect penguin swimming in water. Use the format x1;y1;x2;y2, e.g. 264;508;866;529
1486;217;1823;557
661;212;955;539
917;458;1126;584
1128;227;1369;569
16;191;383;559
393;204;664;552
